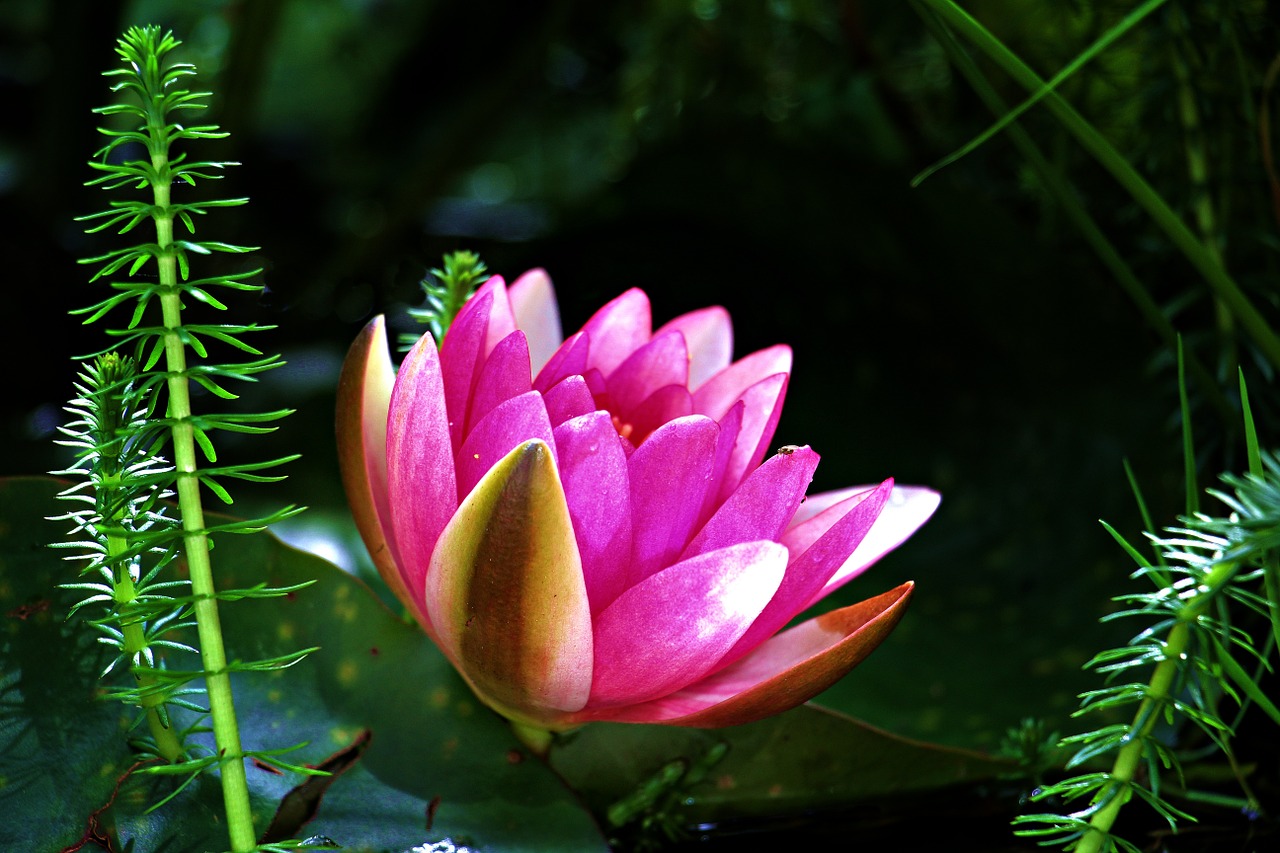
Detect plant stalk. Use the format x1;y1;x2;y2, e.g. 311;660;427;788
911;0;1235;426
1169;10;1237;377
151;150;257;851
1076;559;1236;853
918;0;1280;372
104;511;185;763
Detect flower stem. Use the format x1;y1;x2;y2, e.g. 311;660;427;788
104;517;185;763
1076;559;1236;853
511;721;554;758
150;149;256;851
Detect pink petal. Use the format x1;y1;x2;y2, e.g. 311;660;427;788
582;367;608;399
425;440;593;727
509;268;563;374
624;384;693;445
542;374;599;427
534;330;590;393
455;391;555;502
580;288;652;376
385;331;459;624
439;288;494;452
336;316;419;619
605;329;689;415
682;445;819;560
695;400;744;529
465;331;532;439
572;582;913;726
691;346;791;500
782;482;890;559
801;485;940;606
722;480;892;666
717;372;789;501
627;416;720;586
655;306;732;391
554;412;633;614
692;344;792;420
587;540;787;708
438;278;519;447
478;275;518;354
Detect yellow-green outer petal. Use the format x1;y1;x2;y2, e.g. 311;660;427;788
426;439;593;727
335;317;418;618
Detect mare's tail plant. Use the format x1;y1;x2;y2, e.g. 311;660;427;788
402;249;490;348
1013;369;1280;852
51;25;317;852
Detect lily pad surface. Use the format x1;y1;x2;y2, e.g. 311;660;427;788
0;477;605;852
3;476;1013;850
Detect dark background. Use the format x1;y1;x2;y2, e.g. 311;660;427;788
4;0;1275;770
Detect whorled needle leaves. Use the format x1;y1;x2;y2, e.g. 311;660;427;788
53;24;320;853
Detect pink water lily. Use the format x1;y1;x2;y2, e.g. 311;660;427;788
336;269;938;731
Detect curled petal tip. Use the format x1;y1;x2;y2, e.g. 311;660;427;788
669;580;914;728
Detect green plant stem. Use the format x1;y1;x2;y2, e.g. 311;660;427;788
1076;559;1236;853
511;721;554;758
917;0;1280;372
1075;630;1186;852
1169;11;1237;377
911;0;1235;427
151;151;257;852
105;520;186;763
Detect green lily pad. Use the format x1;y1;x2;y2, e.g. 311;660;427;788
0;476;607;852
550;705;1011;844
3;474;1019;851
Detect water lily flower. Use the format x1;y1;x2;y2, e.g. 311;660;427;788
336;269;938;731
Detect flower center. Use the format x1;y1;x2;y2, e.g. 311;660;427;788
610;413;635;442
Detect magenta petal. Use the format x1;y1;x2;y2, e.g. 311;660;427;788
655;305;732;391
455;391;555;502
478;275;518;354
465;331;532;438
582;367;608;399
627;416;720;586
692;344;792;420
386;332;459;616
587;540;787;708
696;400;744;528
439;288;493;452
605;329;689;415
722;479;892;666
717;372;789;501
683;445;819;560
542;374;599;427
799;485;940;606
508;268;562;373
534;330;590;393
580;288;652;376
625;384;693;444
554;411;633;613
573;582;912;726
